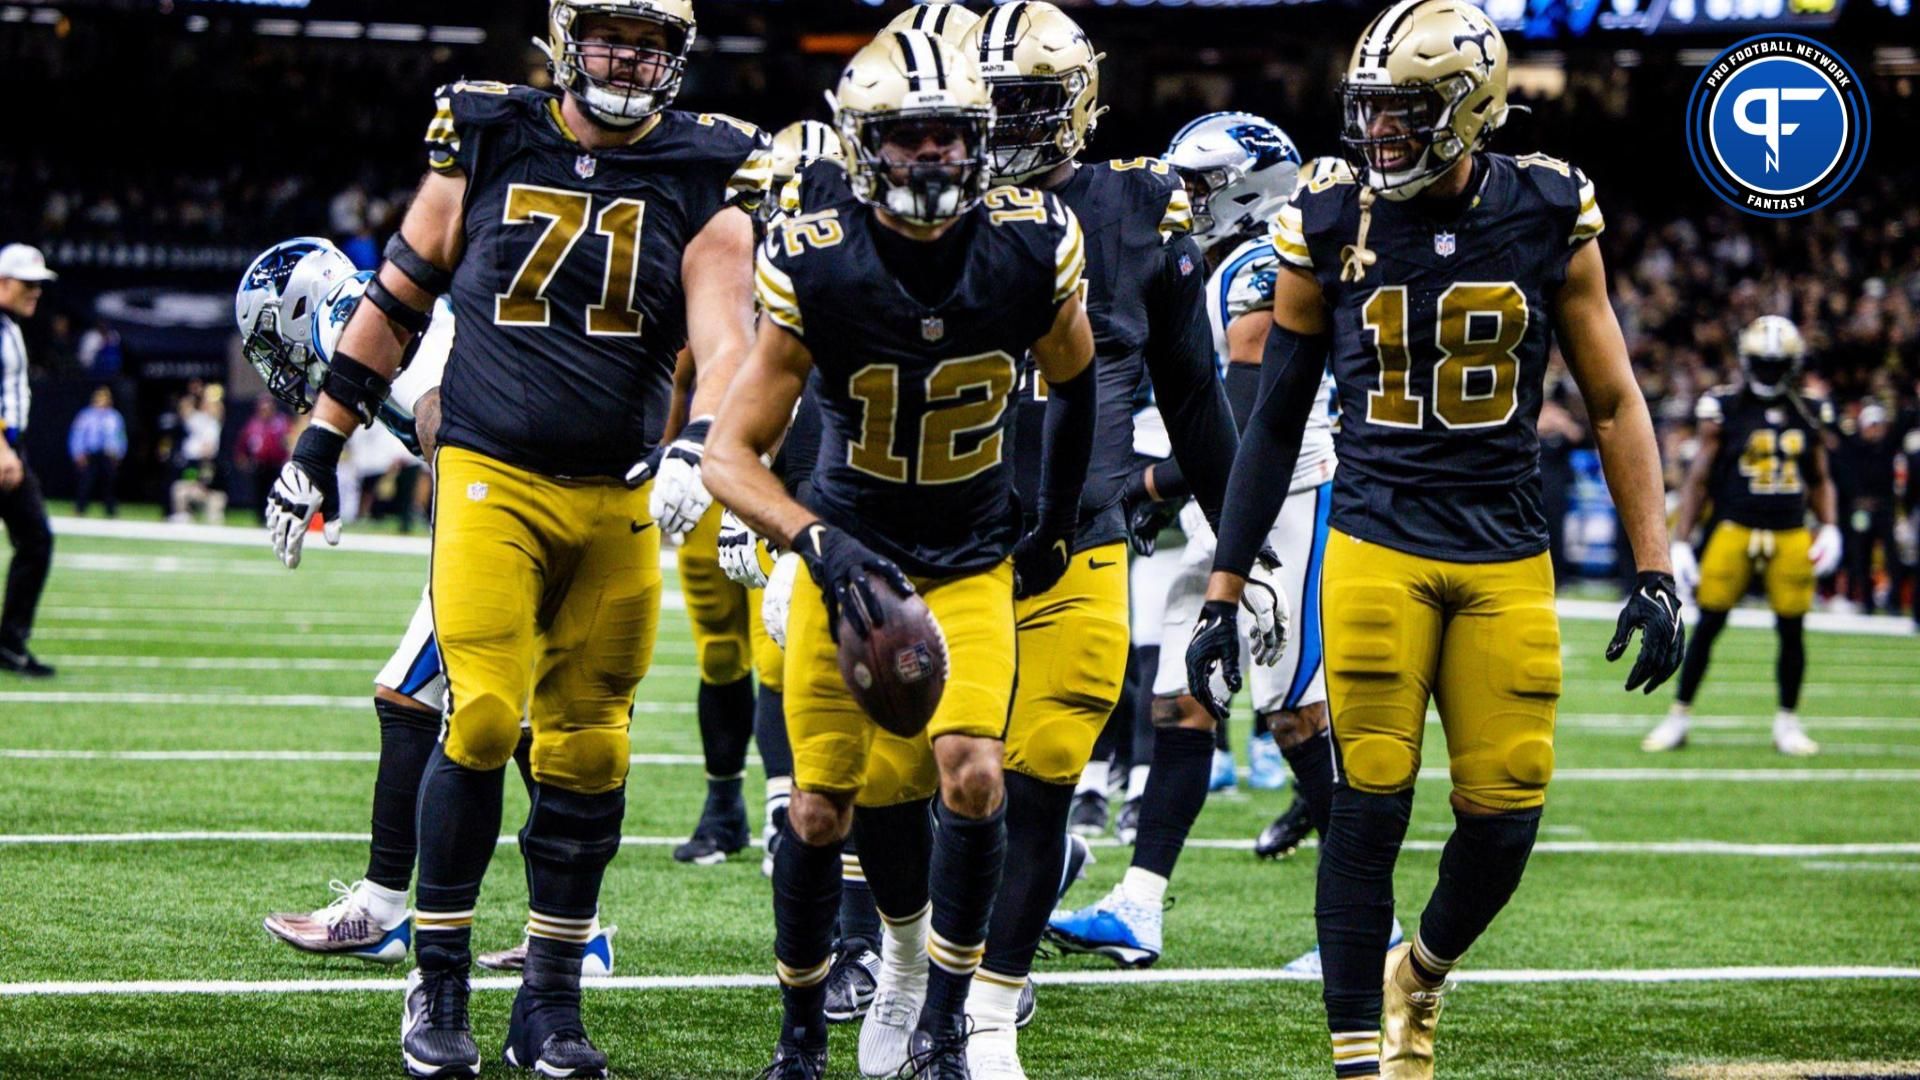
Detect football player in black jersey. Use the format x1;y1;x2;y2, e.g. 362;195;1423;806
703;29;1097;1079
260;1;768;1075
956;5;1243;1074
1644;316;1841;757
1183;3;1683;1077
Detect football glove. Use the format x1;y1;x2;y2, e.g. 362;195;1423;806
1121;466;1182;557
1185;599;1243;721
265;423;347;570
1669;540;1699;593
762;551;801;649
1606;570;1687;694
1808;523;1843;577
1011;529;1073;599
1242;557;1289;668
647;417;713;537
717;509;769;588
795;521;914;642
623;444;665;490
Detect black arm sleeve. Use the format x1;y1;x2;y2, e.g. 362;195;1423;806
1146;458;1191;502
1143;235;1239;532
1223;361;1262;433
1211;319;1330;578
1037;363;1098;537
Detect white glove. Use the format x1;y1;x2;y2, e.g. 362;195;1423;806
648;417;714;537
1240;560;1290;668
1669;540;1700;593
265;425;347;570
1177;500;1215;566
762;551;801;650
1808;523;1843;577
718;510;769;588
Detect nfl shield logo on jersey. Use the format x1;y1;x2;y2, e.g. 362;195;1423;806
575;154;597;179
921;316;945;342
1434;231;1456;257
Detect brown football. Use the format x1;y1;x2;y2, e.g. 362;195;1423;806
836;571;948;738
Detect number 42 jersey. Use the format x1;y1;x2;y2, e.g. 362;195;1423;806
1272;153;1605;562
755;166;1087;578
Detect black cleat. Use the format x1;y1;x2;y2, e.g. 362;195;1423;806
674;801;751;866
1015;979;1035;1030
502;951;608;1078
899;1014;973;1079
0;644;54;678
1067;790;1107;837
1254;793;1314;860
1113;798;1141;846
756;1036;828;1079
822;943;880;1023
401;967;480;1078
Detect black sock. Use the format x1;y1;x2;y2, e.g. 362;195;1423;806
698;675;754;806
1777;616;1806;711
755;686;794;778
1090;650;1136;769
366;698;439;892
1316;786;1413;1055
1281;729;1337;839
852;798;933;921
1410;807;1542;979
773;819;842;1050
520;782;626;921
1127;647;1160;776
1213;714;1230;752
982;773;1073;981
923;798;1006;1024
1132;725;1214;879
837;831;882;951
1676;608;1729;706
512;728;535;798
413;745;507;971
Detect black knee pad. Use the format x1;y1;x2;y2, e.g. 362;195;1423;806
519;783;627;876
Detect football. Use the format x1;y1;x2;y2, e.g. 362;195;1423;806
835;571;948;738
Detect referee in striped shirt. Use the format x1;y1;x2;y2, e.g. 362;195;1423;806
0;243;57;678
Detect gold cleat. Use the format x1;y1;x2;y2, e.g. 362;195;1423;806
1381;942;1450;1080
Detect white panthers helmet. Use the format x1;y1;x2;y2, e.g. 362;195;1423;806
1164;112;1302;250
236;237;352;412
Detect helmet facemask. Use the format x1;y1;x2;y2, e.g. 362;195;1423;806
982;71;1082;182
844;107;994;227
1339;75;1473;201
544;2;693;128
1741;352;1798;399
242;306;320;413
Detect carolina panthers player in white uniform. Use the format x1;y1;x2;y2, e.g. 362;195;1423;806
239;237;615;973
1051;113;1399;972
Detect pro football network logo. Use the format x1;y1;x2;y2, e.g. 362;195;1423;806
1685;34;1869;218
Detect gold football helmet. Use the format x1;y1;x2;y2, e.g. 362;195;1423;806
883;1;981;47
962;1;1105;183
1738;315;1807;398
1338;0;1509;200
771;120;846;185
833;28;995;226
538;0;697;128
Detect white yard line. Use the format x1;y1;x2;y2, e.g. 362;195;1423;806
2;830;1915;858
0;691;695;713
0;750;708;765
3;965;1916;997
46;655;706;680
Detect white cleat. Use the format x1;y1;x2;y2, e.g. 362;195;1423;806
263;879;411;963
1774;717;1820;757
474;925;617;977
857;976;925;1077
965;1024;1028;1080
1640;714;1690;753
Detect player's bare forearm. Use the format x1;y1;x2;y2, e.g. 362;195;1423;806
1556;240;1670;573
706;319;816;549
325;171;467;433
1031;291;1094;384
1807;441;1838;526
683;207;757;419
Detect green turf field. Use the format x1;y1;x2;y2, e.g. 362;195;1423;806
3;528;1918;1078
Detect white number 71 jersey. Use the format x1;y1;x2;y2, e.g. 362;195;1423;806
1205;234;1337;493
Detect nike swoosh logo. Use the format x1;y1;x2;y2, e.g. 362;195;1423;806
807;524;827;559
631;521;654;534
1089;558;1117;570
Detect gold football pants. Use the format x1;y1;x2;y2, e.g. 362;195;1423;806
784;560;1016;805
1695;522;1813;617
1004;542;1130;785
1321;530;1560;811
677;503;754;686
430;446;661;795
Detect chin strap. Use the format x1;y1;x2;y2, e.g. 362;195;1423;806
1340;185;1379;284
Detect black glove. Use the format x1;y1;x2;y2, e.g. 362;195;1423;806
1011;529;1073;599
1184;599;1243;721
794;521;914;642
1122;467;1181;557
1606;571;1686;693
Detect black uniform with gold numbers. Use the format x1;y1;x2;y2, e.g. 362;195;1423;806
1693;387;1825;616
755;164;1086;804
1269;153;1604;809
423;81;768;793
